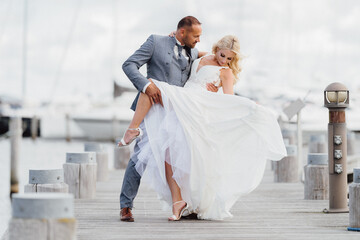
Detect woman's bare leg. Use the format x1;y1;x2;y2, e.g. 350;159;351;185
129;93;152;128
165;149;186;220
119;93;152;145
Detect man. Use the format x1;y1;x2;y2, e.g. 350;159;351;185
120;16;205;222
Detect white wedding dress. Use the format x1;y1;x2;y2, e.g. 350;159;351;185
135;55;287;220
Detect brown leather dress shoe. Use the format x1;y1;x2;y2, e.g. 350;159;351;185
120;207;134;222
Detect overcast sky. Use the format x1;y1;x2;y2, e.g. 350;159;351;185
0;0;359;103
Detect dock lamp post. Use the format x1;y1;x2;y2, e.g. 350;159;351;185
323;82;349;213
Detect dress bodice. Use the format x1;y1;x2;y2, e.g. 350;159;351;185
184;55;228;90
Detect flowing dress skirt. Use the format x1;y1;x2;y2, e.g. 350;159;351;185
135;80;287;220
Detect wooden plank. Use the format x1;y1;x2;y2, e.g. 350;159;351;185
73;162;360;240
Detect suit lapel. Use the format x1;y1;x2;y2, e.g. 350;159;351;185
168;37;176;57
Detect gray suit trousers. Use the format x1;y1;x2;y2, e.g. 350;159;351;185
120;122;146;209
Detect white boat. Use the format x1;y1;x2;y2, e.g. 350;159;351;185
71;92;136;141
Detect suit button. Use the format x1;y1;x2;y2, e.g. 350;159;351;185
168;52;171;54
166;73;169;77
166;62;169;65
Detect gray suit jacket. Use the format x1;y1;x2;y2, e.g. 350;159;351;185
122;35;199;110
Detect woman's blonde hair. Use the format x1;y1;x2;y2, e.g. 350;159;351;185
212;35;242;82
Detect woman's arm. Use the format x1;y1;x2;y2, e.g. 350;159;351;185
220;68;234;95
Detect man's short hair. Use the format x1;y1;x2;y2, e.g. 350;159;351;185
177;16;201;30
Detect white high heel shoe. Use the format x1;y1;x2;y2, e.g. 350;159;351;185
117;127;143;147
168;200;188;221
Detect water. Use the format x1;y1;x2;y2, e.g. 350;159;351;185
0;137;115;237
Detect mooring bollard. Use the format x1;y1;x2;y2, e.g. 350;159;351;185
9;193;76;240
274;145;298;183
10;117;22;197
24;169;68;193
308;135;327;153
282;129;297;145
271;131;293;171
348;168;360;231
304;153;329;200
63;152;97;199
84;143;109;181
114;137;131;169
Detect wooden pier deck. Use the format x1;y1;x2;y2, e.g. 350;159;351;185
74;162;360;240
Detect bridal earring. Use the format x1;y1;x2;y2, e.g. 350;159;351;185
117;127;143;147
168;200;188;221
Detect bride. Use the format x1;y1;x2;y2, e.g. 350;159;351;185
118;35;287;221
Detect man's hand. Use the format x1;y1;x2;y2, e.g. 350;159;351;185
206;83;219;93
145;79;163;106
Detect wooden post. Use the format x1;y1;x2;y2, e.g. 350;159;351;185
65;113;71;142
112;115;117;143
63;152;97;199
84;143;109;181
9;193;76;240
10;117;22;197
282;129;297;145
275;129;296;172
348;168;360;231
304;153;329;200
114;137;131;169
24;169;68;193
296;111;303;178
31;115;38;140
308;135;327;153
274;145;298;183
272;129;296;171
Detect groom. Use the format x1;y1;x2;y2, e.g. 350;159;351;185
120;16;204;222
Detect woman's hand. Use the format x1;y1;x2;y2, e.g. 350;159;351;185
206;83;218;92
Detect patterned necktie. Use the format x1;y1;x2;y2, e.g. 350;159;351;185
177;44;188;71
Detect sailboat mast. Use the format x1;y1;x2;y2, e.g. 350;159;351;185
22;0;28;103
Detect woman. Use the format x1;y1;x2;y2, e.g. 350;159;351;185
118;35;287;221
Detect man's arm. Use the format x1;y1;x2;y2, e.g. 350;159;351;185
122;35;163;105
122;35;155;92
